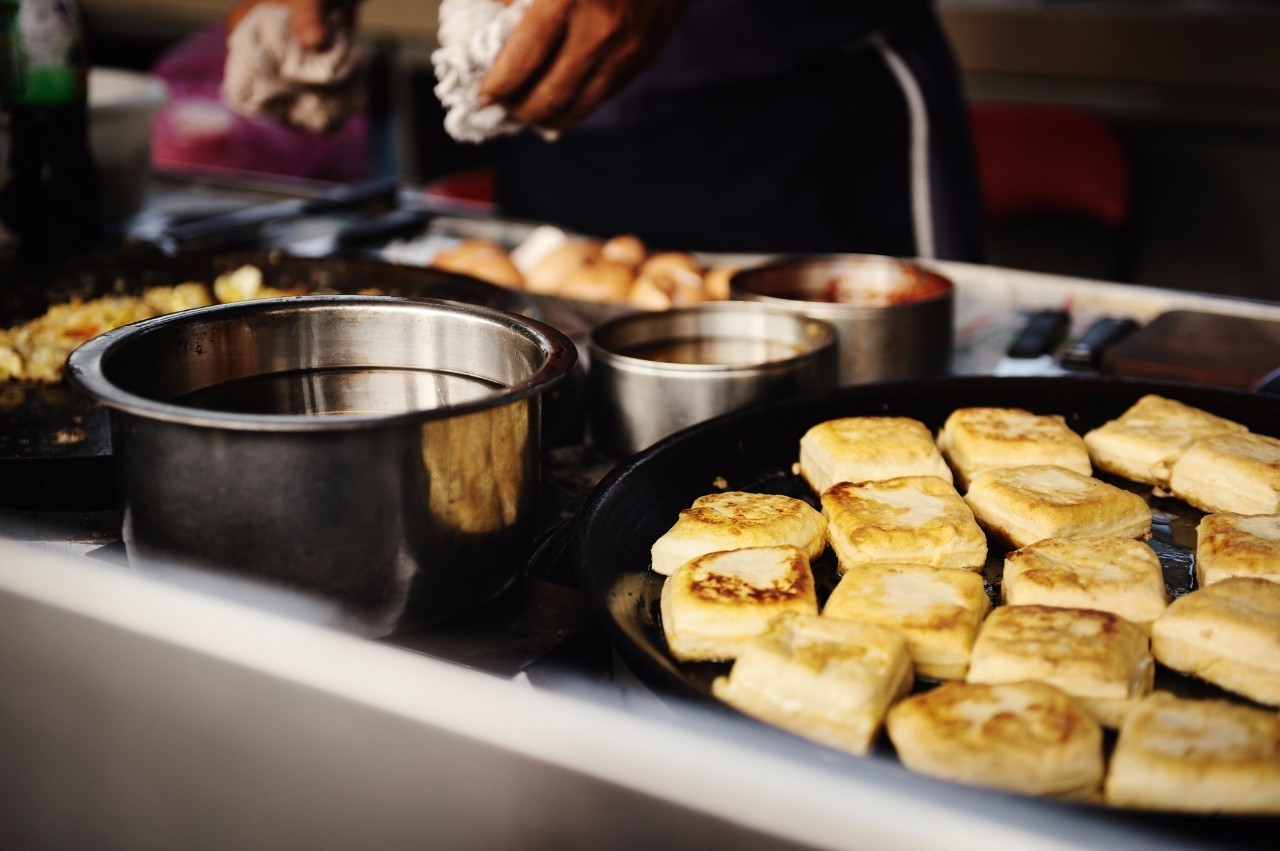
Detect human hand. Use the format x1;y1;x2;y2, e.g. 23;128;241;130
227;0;362;50
478;0;688;130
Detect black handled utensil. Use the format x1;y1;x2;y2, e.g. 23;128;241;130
152;177;401;254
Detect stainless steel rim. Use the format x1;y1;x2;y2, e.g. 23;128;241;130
66;294;577;432
588;302;838;375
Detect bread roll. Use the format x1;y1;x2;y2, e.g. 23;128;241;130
429;239;524;288
558;258;635;303
525;240;599;295
601;234;647;268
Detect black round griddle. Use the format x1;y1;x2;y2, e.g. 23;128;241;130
571;375;1279;833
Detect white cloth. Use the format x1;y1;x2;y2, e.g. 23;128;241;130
432;0;553;144
223;3;363;134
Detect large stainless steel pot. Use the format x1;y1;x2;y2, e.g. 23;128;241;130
67;295;576;637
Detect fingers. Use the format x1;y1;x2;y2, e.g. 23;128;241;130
480;0;686;129
478;0;573;106
504;4;620;126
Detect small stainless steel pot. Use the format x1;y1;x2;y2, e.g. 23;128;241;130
588;303;838;457
67;295;576;637
732;255;954;384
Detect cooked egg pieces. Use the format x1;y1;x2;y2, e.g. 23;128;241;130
798;416;953;496
1196;513;1280;587
712;613;913;756
650;491;827;577
967;604;1154;728
1105;692;1280;814
823;562;991;680
937;407;1091;490
1151;576;1280;707
886;680;1104;800
963;465;1150;549
1083;394;1246;487
821;475;987;573
660;545;819;662
1169;432;1280;515
1002;536;1167;631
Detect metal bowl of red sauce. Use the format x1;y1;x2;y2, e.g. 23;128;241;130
731;254;953;384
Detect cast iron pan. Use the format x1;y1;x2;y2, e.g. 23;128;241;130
572;375;1279;836
0;249;563;510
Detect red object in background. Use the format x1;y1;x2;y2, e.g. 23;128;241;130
968;102;1131;228
149;25;368;184
422;167;497;212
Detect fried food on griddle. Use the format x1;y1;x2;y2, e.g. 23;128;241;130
1168;432;1280;515
967;604;1155;728
798;416;953;496
1082;394;1247;487
1151;576;1280;707
660;545;818;662
712;613;912;756
0;295;160;382
650;491;827;577
821;475;986;573
886;680;1104;801
1104;691;1280;813
823;561;990;681
963;465;1150;549
937;406;1091;490
1001;536;1167;631
1195;512;1280;587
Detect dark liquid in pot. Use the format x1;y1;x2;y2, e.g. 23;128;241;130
173;366;504;416
622;337;806;366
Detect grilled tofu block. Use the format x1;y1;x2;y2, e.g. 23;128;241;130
660;545;819;662
1169;432;1280;515
967;605;1154;728
650;491;827;576
821;476;987;573
1196;513;1280;587
936;407;1092;490
712;613;913;756
1151;577;1280;706
823;562;991;680
1082;394;1247;487
963;465;1151;549
798;416;953;496
885;680;1104;800
1105;692;1280;814
1002;536;1168;631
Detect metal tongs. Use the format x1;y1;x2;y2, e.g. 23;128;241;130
150;177;402;254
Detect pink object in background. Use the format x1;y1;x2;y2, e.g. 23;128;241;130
149;25;368;183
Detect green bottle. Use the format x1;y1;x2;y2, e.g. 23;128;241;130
0;0;101;265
